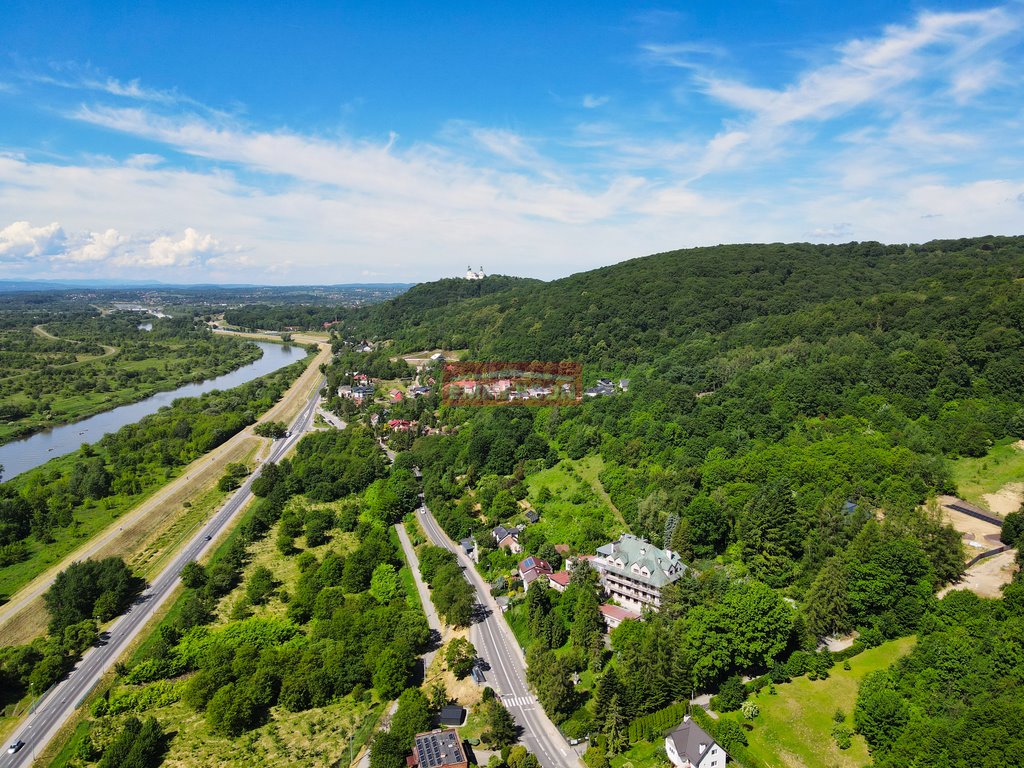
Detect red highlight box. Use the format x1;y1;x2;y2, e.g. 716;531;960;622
441;361;583;407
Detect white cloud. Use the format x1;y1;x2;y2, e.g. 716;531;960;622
61;228;128;262
683;6;1020;175
0;221;65;262
809;223;854;240
139;228;238;267
582;94;610;109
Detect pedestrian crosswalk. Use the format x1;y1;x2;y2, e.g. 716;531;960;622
501;694;534;708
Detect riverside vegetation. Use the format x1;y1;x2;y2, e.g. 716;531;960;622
0;307;264;445
0;350;315;599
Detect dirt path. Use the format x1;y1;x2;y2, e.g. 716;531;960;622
983;483;1024;516
938;549;1018;599
0;340;331;645
31;323;119;364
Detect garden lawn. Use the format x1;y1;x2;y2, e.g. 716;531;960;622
951;437;1024;509
743;636;916;768
610;737;670;768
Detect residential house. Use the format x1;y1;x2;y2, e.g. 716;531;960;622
460;538;477;562
492;525;522;554
387;419;415;431
547;571;571;592
350;384;376;401
518;556;553;590
590;534;687;612
665;717;727;768
584;382;615;397
410;730;468;768
599;603;640;629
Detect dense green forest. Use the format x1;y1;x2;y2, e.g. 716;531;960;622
322;236;1024;766
0;308;263;443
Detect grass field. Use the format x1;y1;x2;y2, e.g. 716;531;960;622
611;738;669;768
743;636;916;768
951;438;1024;511
524;460;627;550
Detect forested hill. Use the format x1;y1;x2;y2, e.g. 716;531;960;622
345;237;1024;373
353;274;542;341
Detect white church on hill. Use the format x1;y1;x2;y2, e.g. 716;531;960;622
465;265;486;280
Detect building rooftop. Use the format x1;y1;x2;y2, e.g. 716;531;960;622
595;534;687;588
548;571;571;587
600;603;641;622
413;730;467;768
666;718;718;767
438;705;466;726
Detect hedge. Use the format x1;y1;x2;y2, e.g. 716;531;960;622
627;702;689;744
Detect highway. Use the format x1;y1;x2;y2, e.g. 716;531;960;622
1;378;324;768
415;504;581;768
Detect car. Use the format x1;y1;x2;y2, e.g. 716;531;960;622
204;535;212;541
8;740;24;754
471;665;485;684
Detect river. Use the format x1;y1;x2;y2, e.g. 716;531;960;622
0;341;304;480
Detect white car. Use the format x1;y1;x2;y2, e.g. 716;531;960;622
8;740;25;754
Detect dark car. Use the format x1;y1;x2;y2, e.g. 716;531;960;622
7;740;25;754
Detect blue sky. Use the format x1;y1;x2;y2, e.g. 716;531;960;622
1;1;1022;284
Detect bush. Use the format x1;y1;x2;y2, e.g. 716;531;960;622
715;675;746;712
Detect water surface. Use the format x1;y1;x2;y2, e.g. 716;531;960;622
0;342;302;480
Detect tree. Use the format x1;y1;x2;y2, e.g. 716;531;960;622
526;645;575;723
390;688;433;747
373;645;414;699
854;671;908;752
445;637;477;679
490;490;519;520
180;561;207;590
716;675;746;711
592;668;623;727
604;694;629;754
370;731;407;768
804;556;850;638
245;566;276;605
738;480;803;587
486;699;518;748
1002;510;1024;547
370;563;400;604
254;421;288;439
685;580;793;686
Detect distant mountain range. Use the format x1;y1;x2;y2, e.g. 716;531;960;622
0;279;415;292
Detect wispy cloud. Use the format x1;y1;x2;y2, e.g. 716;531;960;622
2;5;1023;282
673;6;1021;176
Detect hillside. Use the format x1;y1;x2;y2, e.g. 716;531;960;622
351;238;1024;369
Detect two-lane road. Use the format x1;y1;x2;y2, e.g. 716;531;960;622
415;505;581;768
2;378;323;768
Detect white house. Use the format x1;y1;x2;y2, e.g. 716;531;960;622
665;717;727;768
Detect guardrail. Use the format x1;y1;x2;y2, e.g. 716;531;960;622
965;544;1010;569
